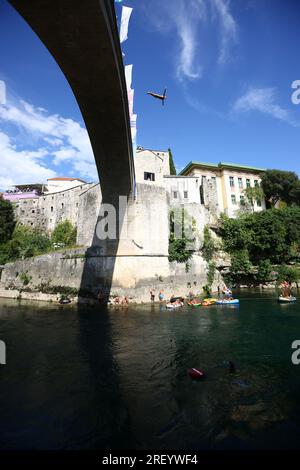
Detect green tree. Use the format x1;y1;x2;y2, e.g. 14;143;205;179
0;199;15;244
168;148;177;175
249;209;287;263
230;250;252;275
243;185;264;213
255;259;272;283
0;224;52;264
277;265;299;284
51;220;77;247
206;261;216;288
261;169;300;206
168;209;194;263
219;215;253;252
201;225;215;262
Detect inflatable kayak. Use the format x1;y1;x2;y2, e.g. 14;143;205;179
216;299;239;305
166;302;183;309
59;298;71;305
278;295;296;303
187;301;201;307
188;368;205;379
204;298;217;304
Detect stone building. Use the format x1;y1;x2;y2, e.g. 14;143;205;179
134;147;170;185
3;179;94;233
179;161;266;218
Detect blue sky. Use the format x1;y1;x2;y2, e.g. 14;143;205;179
0;0;300;189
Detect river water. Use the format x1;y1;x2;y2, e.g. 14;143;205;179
0;290;300;450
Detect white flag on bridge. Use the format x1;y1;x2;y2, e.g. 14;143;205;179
125;64;133;90
120;6;133;43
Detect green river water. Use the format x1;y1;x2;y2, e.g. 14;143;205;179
0;290;300;450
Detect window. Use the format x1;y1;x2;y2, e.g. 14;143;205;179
51;206;53;212
144;172;155;181
240;195;245;206
173;191;178;199
246;179;251;188
184;191;188;199
229;176;234;187
231;194;236;205
238;177;243;189
211;176;216;181
254;180;258;187
32;210;35;214
61;203;64;208
257;198;262;207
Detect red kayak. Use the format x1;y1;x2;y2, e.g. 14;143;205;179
188;368;205;379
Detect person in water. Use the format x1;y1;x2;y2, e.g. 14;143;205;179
159;291;165;302
150;290;155;302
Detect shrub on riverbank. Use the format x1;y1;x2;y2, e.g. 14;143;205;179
0;220;78;265
0;199;15;245
219;207;300;283
0;225;52;264
168;209;194;263
51;220;77;247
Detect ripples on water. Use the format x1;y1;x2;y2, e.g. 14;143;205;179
0;290;300;450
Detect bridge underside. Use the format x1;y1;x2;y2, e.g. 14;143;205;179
9;0;135;198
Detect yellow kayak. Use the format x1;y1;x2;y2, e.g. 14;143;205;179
204;298;217;304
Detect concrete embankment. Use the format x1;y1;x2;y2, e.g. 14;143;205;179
0;248;224;304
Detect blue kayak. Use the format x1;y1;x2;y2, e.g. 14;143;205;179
216;299;239;305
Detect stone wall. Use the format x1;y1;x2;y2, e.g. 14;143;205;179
77;183;102;246
202;177;219;223
76;182;169;256
0;249;223;303
13;182;94;233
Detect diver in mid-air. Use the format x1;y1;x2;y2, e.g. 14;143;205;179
147;88;167;105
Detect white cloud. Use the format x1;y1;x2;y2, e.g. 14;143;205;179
172;1;207;81
211;0;237;64
0;131;56;189
0;97;98;186
233;87;295;124
43;137;64;146
143;0;237;82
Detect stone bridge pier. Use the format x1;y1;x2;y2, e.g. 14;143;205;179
78;183;170;296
